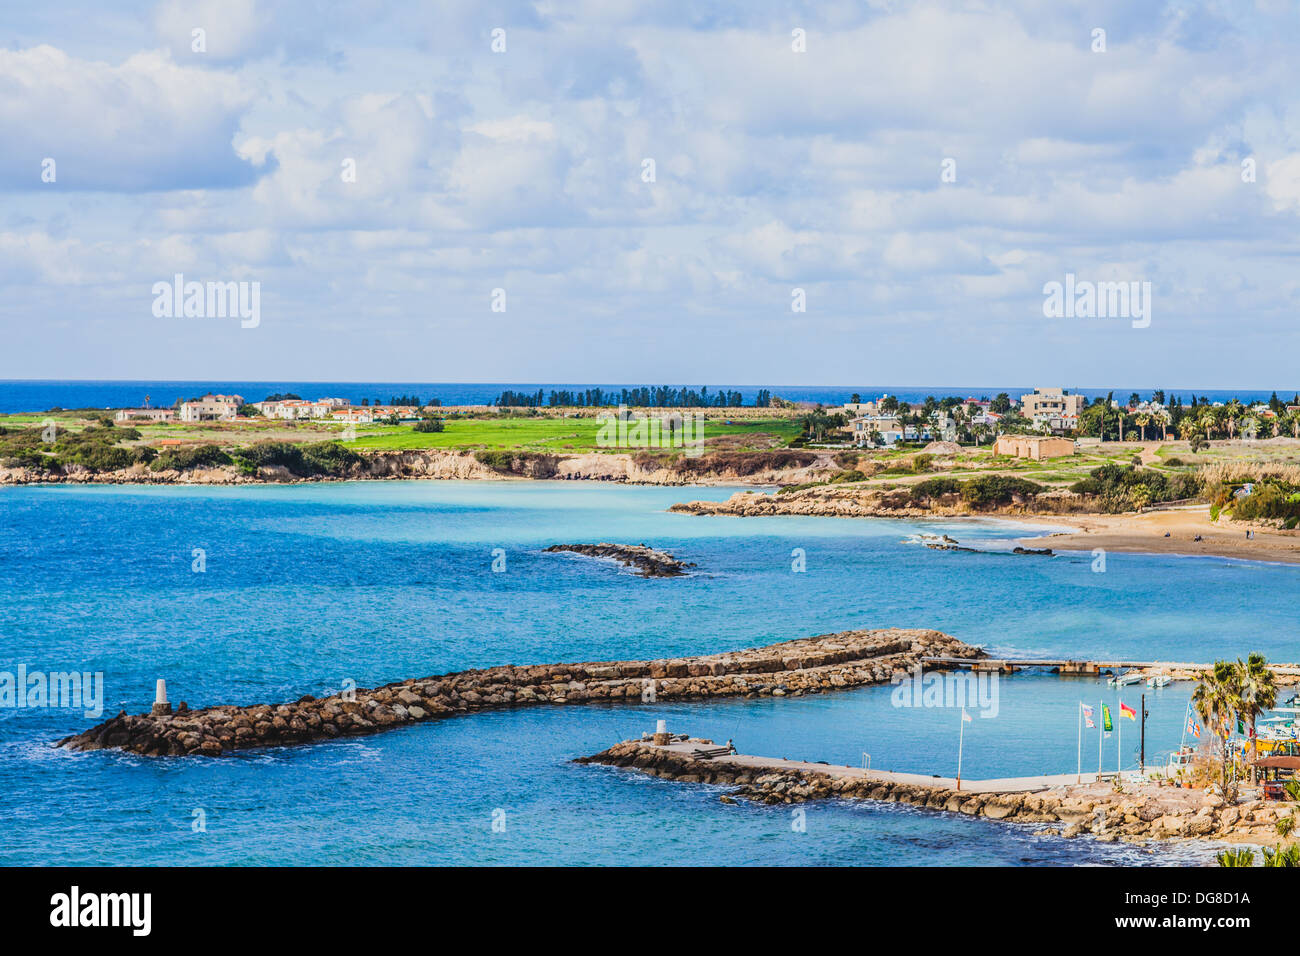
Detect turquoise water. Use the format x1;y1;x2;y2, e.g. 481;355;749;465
2;480;1294;865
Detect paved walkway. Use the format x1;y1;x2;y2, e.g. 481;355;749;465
661;738;1119;793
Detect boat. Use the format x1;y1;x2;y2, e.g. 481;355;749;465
1146;674;1172;688
1107;671;1143;687
1253;710;1300;756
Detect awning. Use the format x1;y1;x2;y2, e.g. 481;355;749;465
1251;756;1300;769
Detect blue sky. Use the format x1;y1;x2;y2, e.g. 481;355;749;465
3;0;1300;387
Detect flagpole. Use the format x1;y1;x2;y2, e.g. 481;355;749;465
1098;698;1103;778
1077;702;1082;784
956;708;966;791
1117;697;1123;776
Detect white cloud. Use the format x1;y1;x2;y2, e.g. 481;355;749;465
7;1;1300;383
0;45;256;191
154;0;271;62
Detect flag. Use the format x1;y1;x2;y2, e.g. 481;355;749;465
1186;710;1201;738
1120;702;1136;721
962;709;972;723
1236;716;1245;735
1102;704;1113;733
1081;703;1095;728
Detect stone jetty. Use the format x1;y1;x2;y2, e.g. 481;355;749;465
543;543;696;577
580;738;1298;847
55;628;980;757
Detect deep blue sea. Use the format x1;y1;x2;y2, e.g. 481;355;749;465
0;380;1289;414
3;481;1295;866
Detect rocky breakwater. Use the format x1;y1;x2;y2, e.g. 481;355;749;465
543;543;696;577
580;742;1298;847
55;628;981;757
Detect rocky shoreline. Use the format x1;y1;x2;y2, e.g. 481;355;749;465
56;628;981;757
543;543;696;577
580;740;1297;848
1;449;841;488
669;486;1078;519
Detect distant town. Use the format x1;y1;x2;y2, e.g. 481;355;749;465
114;393;433;426
106;386;1300;464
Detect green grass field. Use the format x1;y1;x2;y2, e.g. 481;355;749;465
345;416;802;453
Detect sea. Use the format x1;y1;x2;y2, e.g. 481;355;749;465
2;479;1293;866
0;380;1291;414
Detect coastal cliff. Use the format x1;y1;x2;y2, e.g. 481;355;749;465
55;628;981;757
1;448;841;487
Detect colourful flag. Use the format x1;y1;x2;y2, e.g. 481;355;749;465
1236;716;1245;735
1102;704;1113;733
962;709;972;723
1081;703;1095;728
1120;702;1136;721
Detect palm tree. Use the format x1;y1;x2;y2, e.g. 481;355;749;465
1216;847;1256;867
1136;413;1151;442
1157;409;1171;440
1262;844;1300;867
1204;406;1225;440
1193;660;1242;801
1237;653;1278;783
1220;399;1244;440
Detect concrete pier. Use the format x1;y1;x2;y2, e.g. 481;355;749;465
579;736;1297;846
649;736;1116;793
922;655;1300;683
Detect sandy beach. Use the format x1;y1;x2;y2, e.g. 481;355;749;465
1017;506;1300;565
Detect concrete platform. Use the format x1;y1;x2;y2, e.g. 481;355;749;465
657;737;1119;793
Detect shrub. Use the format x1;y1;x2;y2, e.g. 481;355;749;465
61;443;134;471
957;475;1044;506
413;418;445;433
150;445;234;472
909;477;963;502
828;469;867;484
1070;464;1202;513
474;450;516;472
232;440;360;477
472;450;558;477
1229;481;1300;522
677;451;818;476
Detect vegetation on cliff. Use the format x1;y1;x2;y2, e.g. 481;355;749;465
0;423;151;472
1069;463;1202;513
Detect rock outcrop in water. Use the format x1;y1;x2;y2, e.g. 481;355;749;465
55;628;980;757
543;543;695;577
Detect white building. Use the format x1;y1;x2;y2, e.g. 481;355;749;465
850;415;905;446
179;394;243;422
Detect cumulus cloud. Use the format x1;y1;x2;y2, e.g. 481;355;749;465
5;0;1300;382
0;45;257;191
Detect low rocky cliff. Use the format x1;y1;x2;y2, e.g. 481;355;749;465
2;449;841;487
